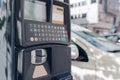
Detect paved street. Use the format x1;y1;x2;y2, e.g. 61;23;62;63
72;61;96;80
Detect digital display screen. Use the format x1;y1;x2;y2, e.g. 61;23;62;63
24;0;46;22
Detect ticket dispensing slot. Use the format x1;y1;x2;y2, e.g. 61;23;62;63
17;48;51;80
31;49;47;65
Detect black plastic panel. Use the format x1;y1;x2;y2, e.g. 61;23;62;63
17;45;71;80
20;20;69;47
51;46;71;76
15;0;70;47
17;48;51;80
54;73;73;80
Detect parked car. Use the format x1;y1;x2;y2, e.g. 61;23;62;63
103;33;120;46
70;23;120;80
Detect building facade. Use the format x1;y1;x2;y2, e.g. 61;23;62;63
70;0;99;25
70;0;120;34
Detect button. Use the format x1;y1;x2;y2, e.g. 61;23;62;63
29;24;32;27
34;37;38;42
62;30;65;33
52;34;54;37
48;26;50;29
60;37;66;41
30;29;33;32
45;29;47;32
45;25;47;28
34;33;37;36
45;37;47;41
41;29;44;32
42;34;44;37
30;37;34;42
42;38;45;41
48;30;50;32
59;30;61;33
38;29;40;32
52;30;54;33
39;38;41;41
57;34;59;37
58;34;60;37
39;34;41;36
41;25;44;28
49;34;51;36
45;33;48;36
54;34;56;36
62;27;65;30
34;24;36;28
56;38;58;41
60;27;62;30
59;38;61;40
49;38;51;40
54;26;56;29
53;38;55;41
63;34;66;37
51;26;53;28
38;25;40;28
57;27;59;30
58;30;61;34
34;29;37;32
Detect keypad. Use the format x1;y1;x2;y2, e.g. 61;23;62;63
25;23;68;43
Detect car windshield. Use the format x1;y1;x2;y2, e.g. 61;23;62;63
72;31;120;52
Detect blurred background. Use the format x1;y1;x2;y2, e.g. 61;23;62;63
70;1;120;80
70;0;120;35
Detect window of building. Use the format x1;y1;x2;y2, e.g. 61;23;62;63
72;15;75;19
70;4;73;8
78;14;81;18
72;4;74;7
71;16;73;19
75;3;77;7
82;1;86;6
75;15;77;19
78;2;81;6
82;13;87;18
77;14;80;19
91;0;96;4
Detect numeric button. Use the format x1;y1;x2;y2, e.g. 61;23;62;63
30;37;34;42
34;29;37;32
30;29;33;32
34;37;38;42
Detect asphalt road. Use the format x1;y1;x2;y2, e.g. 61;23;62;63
72;61;96;80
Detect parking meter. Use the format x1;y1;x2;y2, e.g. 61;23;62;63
0;0;72;80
